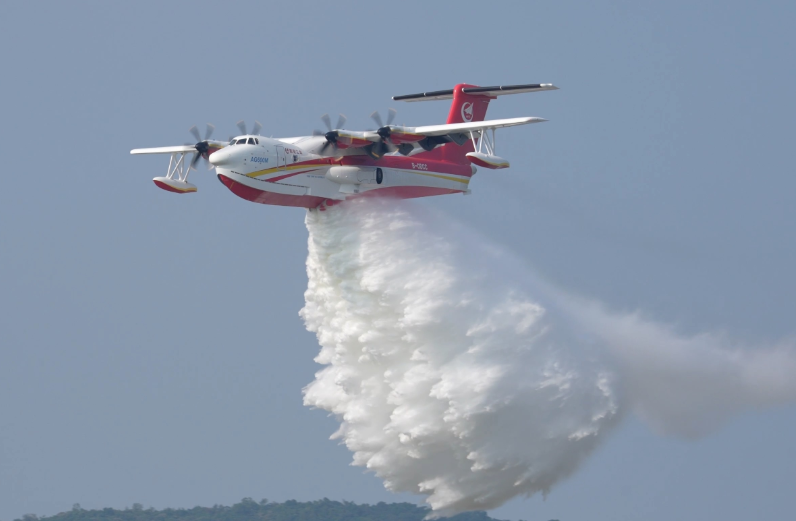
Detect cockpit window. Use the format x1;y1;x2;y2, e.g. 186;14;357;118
254;138;259;144
247;138;255;145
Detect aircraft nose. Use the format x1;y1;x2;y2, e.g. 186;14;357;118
209;149;232;166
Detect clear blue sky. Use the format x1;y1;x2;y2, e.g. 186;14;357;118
1;2;795;520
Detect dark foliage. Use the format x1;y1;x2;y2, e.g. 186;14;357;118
15;498;506;521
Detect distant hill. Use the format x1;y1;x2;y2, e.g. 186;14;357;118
14;498;514;521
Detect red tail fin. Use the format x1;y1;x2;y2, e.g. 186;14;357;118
446;83;491;124
423;83;492;164
394;82;558;164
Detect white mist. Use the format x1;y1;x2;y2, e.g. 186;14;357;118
300;198;796;516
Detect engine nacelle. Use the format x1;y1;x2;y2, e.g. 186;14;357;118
326;166;384;185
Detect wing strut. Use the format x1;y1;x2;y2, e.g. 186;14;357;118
152;151;198;193
466;126;510;169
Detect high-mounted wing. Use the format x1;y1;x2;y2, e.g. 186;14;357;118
130;140;228;194
408;116;546;136
130;145;199;155
131;140;228;157
380;117;546;150
317;117;546;159
314;82;557;159
324;130;380;149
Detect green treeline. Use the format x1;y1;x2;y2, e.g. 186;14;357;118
14;498;507;521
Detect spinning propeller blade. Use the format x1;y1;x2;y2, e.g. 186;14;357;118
370;108;397;129
188;125;201;143
371;111;384;128
369;108;400;158
321;114;333;132
188;123;216;170
317;113;346;154
235;120;261;137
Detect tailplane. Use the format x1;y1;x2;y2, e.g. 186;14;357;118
393;83;557;164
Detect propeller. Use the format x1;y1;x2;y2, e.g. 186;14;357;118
188;123;216;169
315;113;347;154
236;120;262;136
370;108;397;129
368;108;399;158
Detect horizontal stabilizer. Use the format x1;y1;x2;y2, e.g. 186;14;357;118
461;84;558;97
393;83;558;102
393;89;456;102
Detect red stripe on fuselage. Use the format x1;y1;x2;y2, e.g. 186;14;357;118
266;169;317;183
217;174;326;208
218;173;464;209
261;155;471;178
339;155;473;177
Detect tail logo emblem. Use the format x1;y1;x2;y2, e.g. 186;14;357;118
461;102;474;122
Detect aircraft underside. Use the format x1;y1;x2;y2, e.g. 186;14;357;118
215;155;474;209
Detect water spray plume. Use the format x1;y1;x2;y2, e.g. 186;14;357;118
301;198;796;517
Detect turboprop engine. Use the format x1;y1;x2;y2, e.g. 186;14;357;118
325;166;384;185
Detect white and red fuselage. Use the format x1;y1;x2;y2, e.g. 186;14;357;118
132;83;557;209
211;137;476;209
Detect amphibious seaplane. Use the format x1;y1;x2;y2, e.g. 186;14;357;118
131;83;557;209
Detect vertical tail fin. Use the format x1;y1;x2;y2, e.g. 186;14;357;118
446;83;492;124
437;83;491;163
392;82;558;164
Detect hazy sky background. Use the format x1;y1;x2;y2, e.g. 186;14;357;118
1;2;795;520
